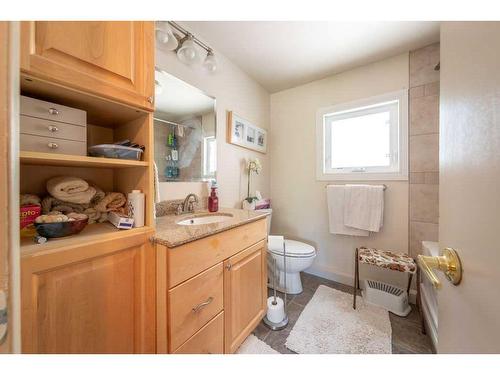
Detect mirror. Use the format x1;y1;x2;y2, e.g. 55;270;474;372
154;69;216;182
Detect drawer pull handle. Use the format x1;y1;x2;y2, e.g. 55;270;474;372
47;142;59;149
48;125;59;132
48;108;59;115
192;297;213;313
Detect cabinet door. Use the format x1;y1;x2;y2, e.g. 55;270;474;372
21;232;155;353
20;21;154;110
224;240;267;353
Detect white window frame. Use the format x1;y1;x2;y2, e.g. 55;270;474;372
316;89;408;181
202;135;216;180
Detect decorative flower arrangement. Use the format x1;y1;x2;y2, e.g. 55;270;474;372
245;158;262;204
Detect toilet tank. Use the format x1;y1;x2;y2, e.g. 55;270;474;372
257;208;272;235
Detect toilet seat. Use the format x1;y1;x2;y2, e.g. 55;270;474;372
268;239;316;258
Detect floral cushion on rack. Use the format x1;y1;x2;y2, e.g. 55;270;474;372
358;247;416;274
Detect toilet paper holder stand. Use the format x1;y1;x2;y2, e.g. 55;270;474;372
262;241;289;331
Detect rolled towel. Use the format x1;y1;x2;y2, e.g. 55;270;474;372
46;176;97;204
90;185;105;205
94;192;127;213
41;196;89;214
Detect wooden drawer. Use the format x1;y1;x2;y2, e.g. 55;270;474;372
168;262;224;352
21;95;86;126
20;134;86;156
174;312;224;354
167;218;267;287
21;115;87;142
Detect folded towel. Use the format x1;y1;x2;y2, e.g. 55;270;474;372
326;185;369;236
41;196;89;214
94;192;127;212
46;176;97;204
344;184;384;232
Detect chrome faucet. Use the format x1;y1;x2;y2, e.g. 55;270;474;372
181;193;199;214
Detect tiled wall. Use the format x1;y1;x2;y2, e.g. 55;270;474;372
409;43;440;258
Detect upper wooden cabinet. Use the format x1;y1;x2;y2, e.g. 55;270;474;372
20;21;154;110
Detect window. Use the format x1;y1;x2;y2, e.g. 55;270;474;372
316;90;408;180
202;136;216;179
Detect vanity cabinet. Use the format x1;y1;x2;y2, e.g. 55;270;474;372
224;240;267;353
20;21;155;110
21;229;156;354
157;218;267;354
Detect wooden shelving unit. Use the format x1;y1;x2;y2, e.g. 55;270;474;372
20;151;149;169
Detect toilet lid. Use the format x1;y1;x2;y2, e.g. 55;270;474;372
269;239;316;258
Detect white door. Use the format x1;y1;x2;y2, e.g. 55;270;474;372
438;22;500;353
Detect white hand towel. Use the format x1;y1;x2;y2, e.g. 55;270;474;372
326;185;369;236
343;184;384;232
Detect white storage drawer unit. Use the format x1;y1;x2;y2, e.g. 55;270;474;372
20;96;87;156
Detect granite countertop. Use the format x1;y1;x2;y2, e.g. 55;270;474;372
154;207;269;248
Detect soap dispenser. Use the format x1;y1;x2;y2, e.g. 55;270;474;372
208;180;219;212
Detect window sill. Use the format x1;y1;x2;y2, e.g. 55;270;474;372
316;172;408;181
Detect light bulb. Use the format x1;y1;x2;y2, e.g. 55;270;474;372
155;21;178;51
203;50;217;73
177;35;198;65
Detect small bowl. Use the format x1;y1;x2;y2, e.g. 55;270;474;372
35;218;89;238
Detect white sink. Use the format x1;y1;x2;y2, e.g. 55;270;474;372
177;214;233;226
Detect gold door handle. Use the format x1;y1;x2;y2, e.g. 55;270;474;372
417;247;462;289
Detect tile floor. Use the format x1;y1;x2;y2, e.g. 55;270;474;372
252;272;435;354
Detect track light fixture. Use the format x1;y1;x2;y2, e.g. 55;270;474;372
156;21;218;73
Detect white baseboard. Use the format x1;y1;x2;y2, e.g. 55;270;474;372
304;264;417;304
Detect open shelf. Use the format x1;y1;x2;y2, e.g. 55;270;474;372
21;222;153;256
20;151;149;168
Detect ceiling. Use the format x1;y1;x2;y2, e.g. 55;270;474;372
181;21;440;93
155;70;215;121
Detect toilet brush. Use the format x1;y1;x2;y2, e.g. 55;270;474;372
263;240;289;330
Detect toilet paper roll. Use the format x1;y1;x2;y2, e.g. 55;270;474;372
268;235;284;253
266;296;285;324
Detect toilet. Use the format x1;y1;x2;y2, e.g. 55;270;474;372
259;209;316;295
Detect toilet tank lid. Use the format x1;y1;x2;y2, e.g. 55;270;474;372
269;239;316;257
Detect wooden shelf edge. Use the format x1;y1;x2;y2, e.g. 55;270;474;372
21;223;154;257
20;151;149;168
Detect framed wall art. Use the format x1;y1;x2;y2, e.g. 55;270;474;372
227;111;267;153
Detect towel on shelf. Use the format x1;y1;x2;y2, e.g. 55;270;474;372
41;196;89;214
46;176;97;204
343;184;384;232
326;185;369;236
94;192;127;212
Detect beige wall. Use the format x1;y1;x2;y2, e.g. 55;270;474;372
409;43;440;258
270;53;410;287
156;40;270;208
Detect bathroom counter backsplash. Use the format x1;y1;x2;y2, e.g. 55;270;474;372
155;198;208;217
154;207;269;248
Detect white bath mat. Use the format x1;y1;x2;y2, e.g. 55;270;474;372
236;334;279;354
286;285;392;354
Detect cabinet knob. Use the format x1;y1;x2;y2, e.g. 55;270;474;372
47;142;59;149
48;108;59;115
48;125;59;132
147;96;154;104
